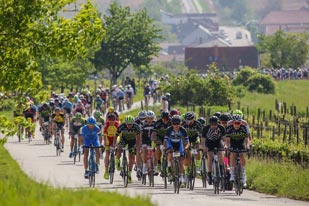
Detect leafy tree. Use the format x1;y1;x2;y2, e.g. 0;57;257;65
233;67;258;86
257;31;309;68
0;0;104;97
247;74;275;94
92;2;162;88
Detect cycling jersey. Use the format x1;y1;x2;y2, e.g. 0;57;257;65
39;107;52;121
141;121;155;146
153;119;172;143
182;120;201;144
165;126;189;157
116;123;140;153
70;117;86;134
227;120;250;134
103;121;119;146
81;125;101;147
51;113;65;124
23;107;36;121
95;117;105;129
202;124;226;150
226;124;248;150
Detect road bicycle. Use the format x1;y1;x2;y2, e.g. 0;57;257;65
200;151;207;188
186;147;199;190
54;127;62;156
229;148;248;196
86;144;101;188
209;147;225;194
169;151;181;194
142;146;155;187
72;133;81;164
42;121;50;145
160;146;168;189
120;147;129;188
108;146;115;184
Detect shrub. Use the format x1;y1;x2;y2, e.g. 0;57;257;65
233;67;258;86
247;73;275;94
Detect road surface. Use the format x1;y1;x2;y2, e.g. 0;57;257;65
4;124;309;206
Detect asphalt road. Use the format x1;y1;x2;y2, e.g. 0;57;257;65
5;127;309;206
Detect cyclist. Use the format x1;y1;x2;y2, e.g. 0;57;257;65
115;115;141;183
231;110;252;144
73;100;86;117
182;112;202;183
94;95;103;112
226;114;250;187
103;113;119;180
200;116;226;185
169;109;180;118
165;115;189;187
219;113;231;128
197;117;206;128
51;107;66;152
69;112;86;158
38;103;52;140
93;111;105;143
134;110;147;177
85;92;93;116
106;107;119;122
151;111;172;175
141;111;156;175
213;112;221;119
135;111;146;128
144;84;151;107
82;117;101;178
62;98;73;125
125;85;134;109
23;102;37;139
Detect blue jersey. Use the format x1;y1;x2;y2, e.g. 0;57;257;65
81;125;101;147
62;101;73;109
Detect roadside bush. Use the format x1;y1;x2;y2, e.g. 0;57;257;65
0;99;14;111
233;67;258;86
247;73;275;94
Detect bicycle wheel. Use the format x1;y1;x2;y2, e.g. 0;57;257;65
73;140;77;164
123;157;129;187
220;164;226;192
149;157;154;187
234;164;242;195
161;154;168;189
173;160;180;194
109;152;115;184
190;156;196;190
201;156;207;188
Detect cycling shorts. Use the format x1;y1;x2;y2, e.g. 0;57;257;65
84;137;100;147
166;139;184;157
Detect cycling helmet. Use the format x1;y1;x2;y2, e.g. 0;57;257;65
87;117;96;125
138;111;147;120
161;111;169;119
170;109;179;118
171;115;181;124
197;117;206;125
42;103;48;108
184;112;195;120
73;95;79;102
161;95;167;100
55;98;59;102
232;114;242;121
107;113;116;121
125;115;135;124
233;110;243;117
146;110;155;119
49;98;55;103
209;116;219;124
93;111;101;119
54;107;61;112
75;112;82;119
213;112;221;118
165;93;171;97
108;107;114;113
219;113;231;122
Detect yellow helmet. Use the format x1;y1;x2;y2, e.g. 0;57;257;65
108;107;114;113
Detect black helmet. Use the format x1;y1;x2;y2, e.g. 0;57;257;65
171;115;181;124
42;103;48;108
213;112;221;118
185;112;195;120
232;114;242;121
161;111;169;119
209;116;219;124
197;117;206;125
138;111;147;120
219;113;231;122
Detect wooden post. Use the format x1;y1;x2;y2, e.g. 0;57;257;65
305;127;308;146
283;102;287;114
272;126;275;141
252;115;255;125
288;124;292;143
293;106;297;116
260;123;263;138
278;121;281;136
141;101;144;110
262;110;266;120
306;107;309;118
296;125;299;145
283;123;287;143
257;108;261;122
269;110;272;121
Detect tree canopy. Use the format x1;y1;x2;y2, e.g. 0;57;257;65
92;2;162;87
257;31;309;69
0;0;105;97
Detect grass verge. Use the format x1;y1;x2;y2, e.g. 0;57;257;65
247;157;309;201
0;145;154;206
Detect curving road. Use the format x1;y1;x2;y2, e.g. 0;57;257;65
4;111;309;206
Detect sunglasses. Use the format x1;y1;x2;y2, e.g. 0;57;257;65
233;122;241;125
126;124;133;126
210;123;218;126
220;121;227;124
172;122;180;125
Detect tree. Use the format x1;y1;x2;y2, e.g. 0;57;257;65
92;2;162;88
0;0;105;97
257;31;309;68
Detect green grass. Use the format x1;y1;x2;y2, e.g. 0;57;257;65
238;80;309;113
0;145;154;206
247;157;309;201
0;110;13;121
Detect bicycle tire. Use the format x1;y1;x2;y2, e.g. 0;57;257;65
109;152;115;184
162;154;168;189
149;157;154;187
173;159;180;194
220;164;226;192
235;163;242;195
190;156;196;190
73;140;77;164
201;155;207;188
123;157;129;187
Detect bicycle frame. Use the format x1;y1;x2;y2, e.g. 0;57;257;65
109;146;115;184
